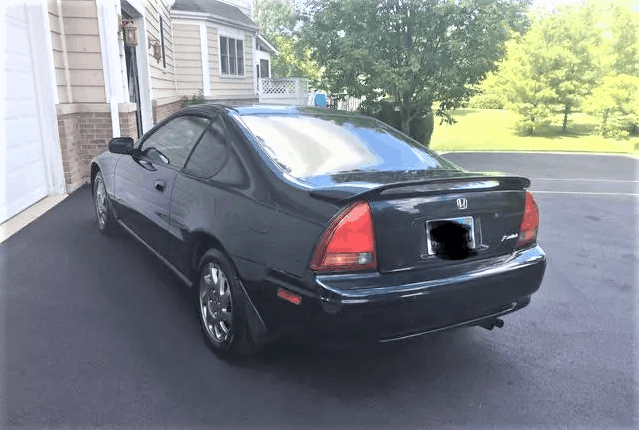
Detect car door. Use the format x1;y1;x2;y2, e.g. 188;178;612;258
167;114;278;276
114;114;211;257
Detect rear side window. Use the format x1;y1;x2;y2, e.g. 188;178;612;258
140;115;210;169
183;117;228;179
239;114;453;179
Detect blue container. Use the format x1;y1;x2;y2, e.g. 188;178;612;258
314;93;327;108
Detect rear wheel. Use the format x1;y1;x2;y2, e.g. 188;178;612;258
197;249;256;358
93;171;117;235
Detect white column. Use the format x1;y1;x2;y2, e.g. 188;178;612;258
97;0;123;137
200;23;211;97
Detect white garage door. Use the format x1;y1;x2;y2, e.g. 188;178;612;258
0;3;58;224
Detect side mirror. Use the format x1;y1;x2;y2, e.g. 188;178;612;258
108;137;134;154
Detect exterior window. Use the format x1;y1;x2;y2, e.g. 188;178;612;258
260;59;269;78
220;36;245;76
159;15;166;68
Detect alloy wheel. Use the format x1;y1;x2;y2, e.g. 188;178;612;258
94;176;108;228
200;262;233;343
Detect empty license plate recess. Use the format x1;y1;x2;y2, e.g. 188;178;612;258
426;216;476;256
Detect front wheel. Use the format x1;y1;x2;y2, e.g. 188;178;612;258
93;171;117;235
197;249;257;358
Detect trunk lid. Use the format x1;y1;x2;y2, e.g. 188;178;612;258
304;169;529;273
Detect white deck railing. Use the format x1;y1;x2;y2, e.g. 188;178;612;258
258;78;309;106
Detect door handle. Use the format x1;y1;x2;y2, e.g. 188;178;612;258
154;180;166;192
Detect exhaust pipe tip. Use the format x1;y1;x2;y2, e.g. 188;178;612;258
479;317;504;331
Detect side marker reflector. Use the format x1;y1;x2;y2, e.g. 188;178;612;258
277;288;302;305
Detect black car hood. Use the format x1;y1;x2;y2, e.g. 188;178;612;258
299;169;530;203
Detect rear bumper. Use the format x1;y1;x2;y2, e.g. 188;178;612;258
261;245;546;347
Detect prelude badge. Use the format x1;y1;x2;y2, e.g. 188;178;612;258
456;198;468;210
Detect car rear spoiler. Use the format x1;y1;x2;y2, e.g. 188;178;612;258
309;174;531;204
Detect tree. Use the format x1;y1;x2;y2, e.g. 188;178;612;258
254;0;322;79
591;0;639;76
500;5;600;133
467;71;505;109
254;0;295;43
583;74;639;139
579;1;639;140
298;0;531;145
498;36;557;134
271;36;323;80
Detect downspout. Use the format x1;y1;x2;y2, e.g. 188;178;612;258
199;22;211;97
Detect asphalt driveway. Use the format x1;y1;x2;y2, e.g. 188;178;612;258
1;152;637;430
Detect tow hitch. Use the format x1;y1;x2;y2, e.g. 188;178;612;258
478;317;504;331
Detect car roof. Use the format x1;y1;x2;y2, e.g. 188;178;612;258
179;103;367;118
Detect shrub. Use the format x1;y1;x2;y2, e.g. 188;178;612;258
182;89;205;108
467;92;504;109
358;100;433;147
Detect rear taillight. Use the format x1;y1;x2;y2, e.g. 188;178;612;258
310;201;377;272
518;191;539;247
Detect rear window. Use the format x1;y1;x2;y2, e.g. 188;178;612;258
238;114;453;178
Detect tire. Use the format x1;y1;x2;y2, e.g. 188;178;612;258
93;170;118;236
197;249;257;358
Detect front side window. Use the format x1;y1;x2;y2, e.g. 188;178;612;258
220;36;245;76
140;116;210;169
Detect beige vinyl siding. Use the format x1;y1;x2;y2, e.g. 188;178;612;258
144;0;179;104
48;0;106;104
210;32;255;99
48;0;67;103
173;23;202;97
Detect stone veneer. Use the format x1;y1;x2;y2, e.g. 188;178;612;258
56;106;113;192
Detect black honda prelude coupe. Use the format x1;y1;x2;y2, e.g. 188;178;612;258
91;104;546;357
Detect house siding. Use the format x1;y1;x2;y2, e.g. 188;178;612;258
173;22;203;98
48;0;68;103
53;0;106;104
144;0;182;123
42;0;267;194
47;0;110;192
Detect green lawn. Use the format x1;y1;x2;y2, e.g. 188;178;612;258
430;109;639;155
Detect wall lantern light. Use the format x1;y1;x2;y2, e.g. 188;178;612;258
121;18;138;47
148;37;162;64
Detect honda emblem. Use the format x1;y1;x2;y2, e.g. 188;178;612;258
456;198;468;210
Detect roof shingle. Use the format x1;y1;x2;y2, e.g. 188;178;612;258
171;0;258;29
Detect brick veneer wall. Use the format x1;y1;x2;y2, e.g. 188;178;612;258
153;99;184;124
56;109;112;192
119;111;138;141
